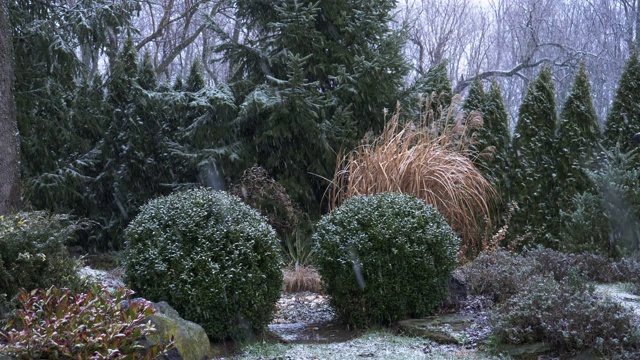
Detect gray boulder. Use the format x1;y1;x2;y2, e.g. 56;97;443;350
446;270;467;306
121;299;211;360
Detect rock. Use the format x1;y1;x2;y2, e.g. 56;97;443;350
121;299;211;360
493;342;553;358
446;271;467;306
397;314;477;344
78;266;126;293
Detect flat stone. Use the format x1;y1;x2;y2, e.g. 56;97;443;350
397;314;477;344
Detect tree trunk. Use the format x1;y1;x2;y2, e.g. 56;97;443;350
0;1;21;215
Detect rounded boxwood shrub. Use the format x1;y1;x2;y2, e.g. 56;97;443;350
313;192;460;327
122;188;283;341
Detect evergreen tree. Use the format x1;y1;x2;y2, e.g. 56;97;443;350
556;64;600;209
138;51;157;90
99;37;177;248
482;80;511;202
214;0;409;216
462;78;512;240
173;75;184;91
185;57;206;92
603;51;640;152
411;61;453;119
462;77;487;172
463;77;485;114
509;67;559;247
464;78;511;225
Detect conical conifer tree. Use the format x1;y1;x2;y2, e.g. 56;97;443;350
509;67;559;247
467;80;511;218
463;77;485;114
186;57;205;92
556;64;600;203
462;77;488;175
604;51;640;151
173;75;184;91
412;61;453;118
99;37;174;248
138;51;157;90
483;80;511;193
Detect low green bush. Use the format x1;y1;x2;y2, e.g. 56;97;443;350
313;192;459;328
0;212;83;302
491;275;638;356
459;249;532;303
123;188;283;341
462;248;640;356
0;284;171;359
461;248;640;301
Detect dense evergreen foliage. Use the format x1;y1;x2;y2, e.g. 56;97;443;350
482;80;511;205
214;0;409;216
509;67;559;247
603;52;640;152
410;61;453;118
464;78;511;232
7;0;640;257
0;212;83;302
556;65;600;236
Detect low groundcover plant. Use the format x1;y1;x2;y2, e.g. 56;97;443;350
0;284;172;359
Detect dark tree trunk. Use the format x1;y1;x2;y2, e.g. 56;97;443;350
0;1;21;215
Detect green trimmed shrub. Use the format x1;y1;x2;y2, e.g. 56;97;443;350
0;284;171;359
122;188;283;341
313;192;459;327
0;212;82;303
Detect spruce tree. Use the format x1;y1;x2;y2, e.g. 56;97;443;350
214;0;409;216
509;67;559;247
603;51;640;152
556;64;600;207
173;75;184;91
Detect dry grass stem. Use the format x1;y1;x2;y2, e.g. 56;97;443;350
328;97;497;257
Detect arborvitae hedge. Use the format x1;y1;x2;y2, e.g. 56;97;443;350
509;67;559;247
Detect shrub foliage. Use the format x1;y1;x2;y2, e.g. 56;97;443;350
461;248;640;356
122;188;283;341
313;192;459;327
0;212;82;301
0;284;171;359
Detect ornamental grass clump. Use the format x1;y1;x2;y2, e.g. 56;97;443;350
328;99;496;257
314;192;459;328
122;188;283;341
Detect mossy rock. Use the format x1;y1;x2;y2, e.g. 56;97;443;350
135;300;211;360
